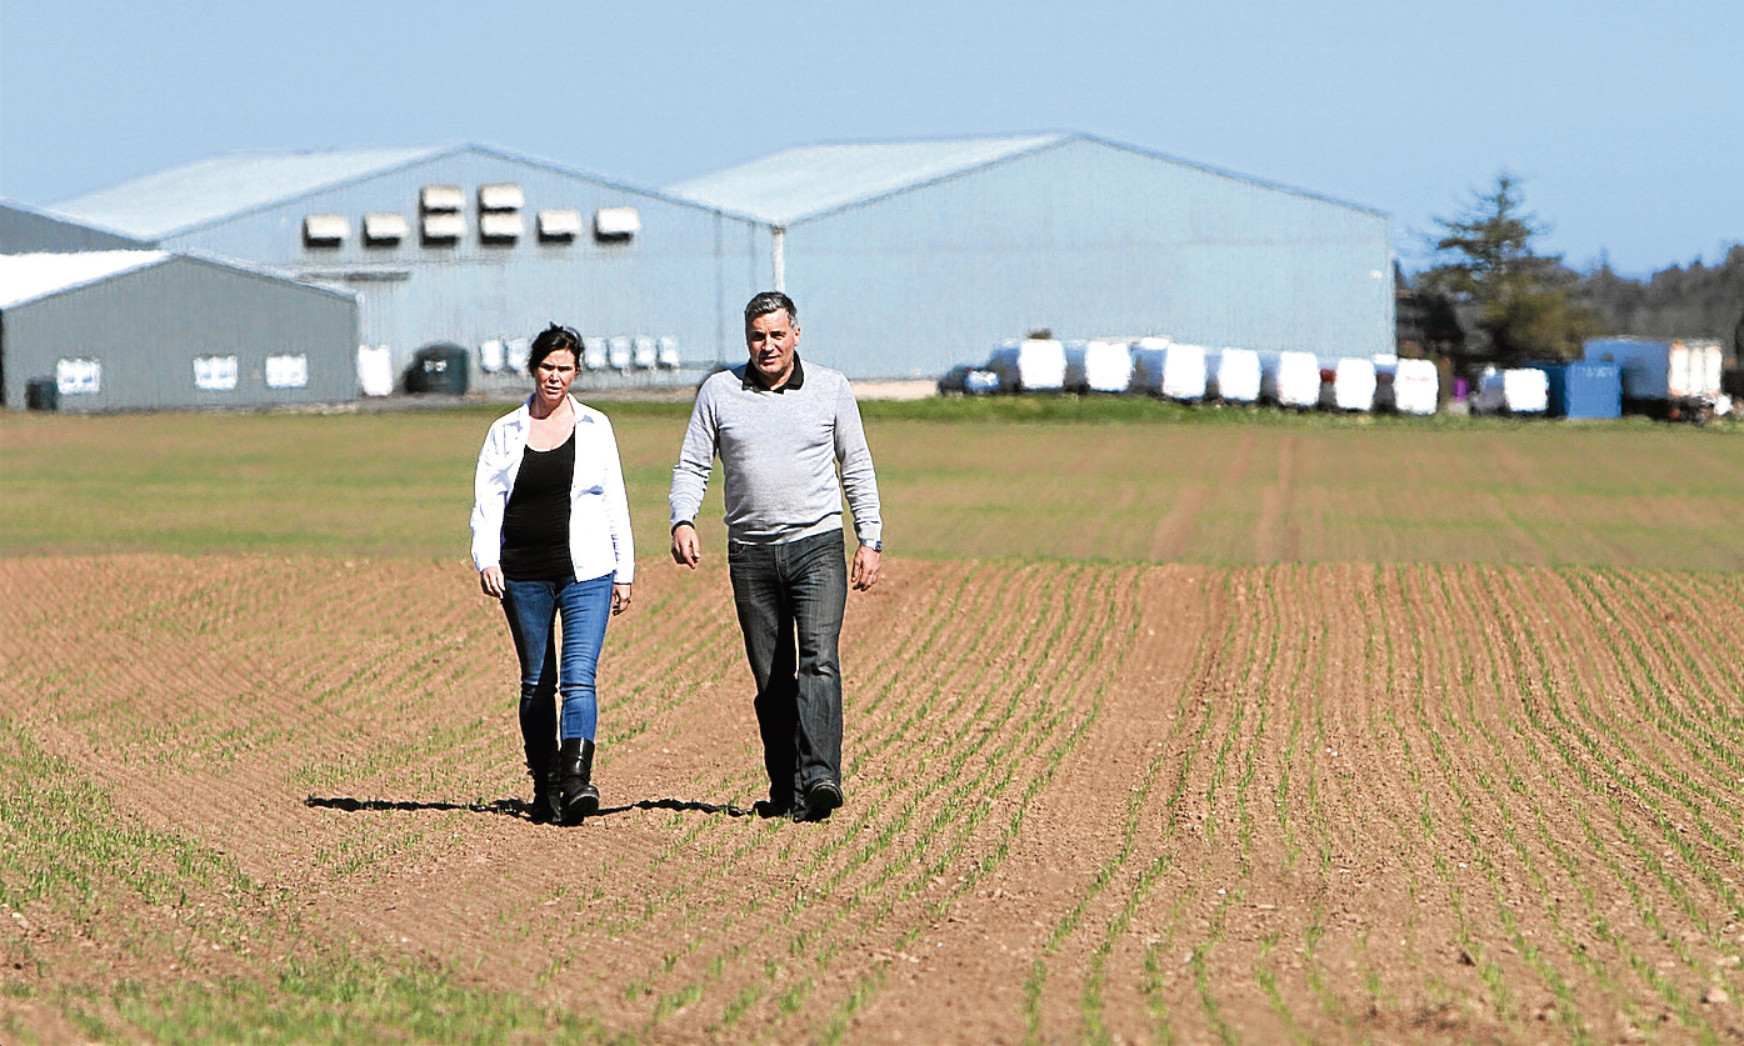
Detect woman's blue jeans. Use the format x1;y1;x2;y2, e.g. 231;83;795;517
501;574;613;769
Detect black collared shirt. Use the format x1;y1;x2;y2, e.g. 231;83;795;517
741;354;806;393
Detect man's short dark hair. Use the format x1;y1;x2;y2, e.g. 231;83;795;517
744;291;797;329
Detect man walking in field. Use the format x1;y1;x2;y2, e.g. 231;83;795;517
669;291;883;821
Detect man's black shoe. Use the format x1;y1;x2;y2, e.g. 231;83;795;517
799;780;843;821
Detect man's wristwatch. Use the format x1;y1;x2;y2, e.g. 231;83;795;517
863;540;882;553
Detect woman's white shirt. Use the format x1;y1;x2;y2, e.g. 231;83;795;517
470;395;635;583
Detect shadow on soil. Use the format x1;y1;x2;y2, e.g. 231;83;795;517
304;795;758;821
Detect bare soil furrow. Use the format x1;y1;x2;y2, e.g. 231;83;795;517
1480;568;1733;1037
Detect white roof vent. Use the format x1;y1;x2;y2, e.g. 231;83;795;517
538;209;582;242
420;184;464;212
422;212;465;243
479;211;523;243
594;206;641;242
478;183;524;212
303;213;349;246
362;212;409;245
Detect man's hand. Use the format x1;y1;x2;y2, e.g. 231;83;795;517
671;522;701;569
479;565;505;599
612;583;633;615
851;544;881;591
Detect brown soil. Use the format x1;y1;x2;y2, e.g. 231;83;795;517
4;554;1744;1042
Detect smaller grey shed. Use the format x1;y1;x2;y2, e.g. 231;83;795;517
1;251;358;412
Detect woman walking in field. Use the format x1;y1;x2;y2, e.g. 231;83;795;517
471;324;634;824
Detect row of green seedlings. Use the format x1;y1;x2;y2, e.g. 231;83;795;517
0;717;327;1036
594;574;746;750
1358;566;1588;1037
1018;568;1250;1044
1514;570;1744;959
1032;564;1342;1046
545;564;992;1009
1158;565;1440;1044
1631;569;1744;756
1162;565;1359;1045
1208;567;1345;1044
1541;573;1744;983
595;562;1133;1038
537;563;1069;1028
1412;563;1681;1036
1245;568;1333;1046
668;565;1134;1040
814;570;1139;1044
1455;567;1708;1040
1491;565;1729;1034
305;565;729;811
1229;567;1330;1046
1450;564;1734;1037
617;562;1081;1033
1432;565;1658;1033
571;562;1002;952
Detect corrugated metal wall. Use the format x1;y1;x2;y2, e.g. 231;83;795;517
777;138;1394;378
157;151;769;387
2;257;357;411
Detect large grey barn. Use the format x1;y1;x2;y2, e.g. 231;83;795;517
669;133;1396;377
0;252;358;412
50;146;768;392
44;134;1394;386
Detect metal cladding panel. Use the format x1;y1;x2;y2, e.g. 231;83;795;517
774;138;1392;378
152;151;767;379
1;257;357;411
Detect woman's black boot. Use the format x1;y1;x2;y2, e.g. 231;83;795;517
559;738;600;824
533;749;564;823
526;737;560;823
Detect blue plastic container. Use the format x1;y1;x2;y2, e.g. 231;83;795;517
1529;362;1621;418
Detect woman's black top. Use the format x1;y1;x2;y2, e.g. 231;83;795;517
500;428;576;581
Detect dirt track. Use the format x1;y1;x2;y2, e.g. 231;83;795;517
4;554;1744;1042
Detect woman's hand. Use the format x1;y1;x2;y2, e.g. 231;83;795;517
479;566;505;599
612;583;633;615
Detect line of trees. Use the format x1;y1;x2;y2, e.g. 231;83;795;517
1399;174;1744;366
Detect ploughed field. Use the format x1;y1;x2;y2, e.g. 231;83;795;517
4;405;1744;1043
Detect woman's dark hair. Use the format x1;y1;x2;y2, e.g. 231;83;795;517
528;323;582;372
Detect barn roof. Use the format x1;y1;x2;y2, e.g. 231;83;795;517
666;134;1069;227
667;132;1386;226
49;147;454;239
0;200;155;253
0;250;171;309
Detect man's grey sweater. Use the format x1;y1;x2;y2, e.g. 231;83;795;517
670;357;882;546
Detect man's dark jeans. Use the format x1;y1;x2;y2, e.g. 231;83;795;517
727;529;848;805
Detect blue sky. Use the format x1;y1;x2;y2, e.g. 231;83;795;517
3;1;1739;275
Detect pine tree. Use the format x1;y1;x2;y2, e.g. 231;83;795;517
1420;173;1596;362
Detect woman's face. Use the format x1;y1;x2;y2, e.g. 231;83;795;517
534;349;577;407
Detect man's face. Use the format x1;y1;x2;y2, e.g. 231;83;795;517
746;309;801;386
